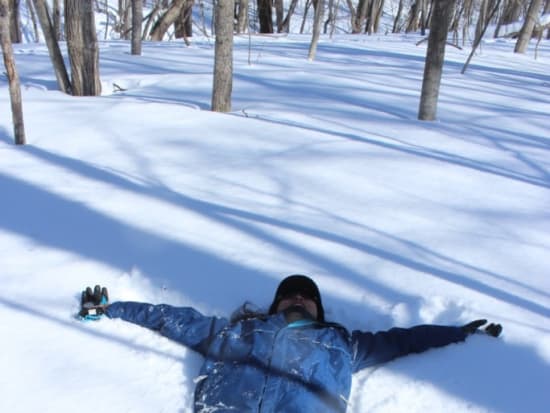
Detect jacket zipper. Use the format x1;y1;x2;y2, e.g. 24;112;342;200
257;324;286;413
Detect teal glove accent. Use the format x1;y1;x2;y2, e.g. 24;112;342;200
79;285;109;321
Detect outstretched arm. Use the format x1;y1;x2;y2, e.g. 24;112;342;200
351;320;502;373
105;301;229;355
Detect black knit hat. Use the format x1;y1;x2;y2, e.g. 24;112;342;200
268;274;325;321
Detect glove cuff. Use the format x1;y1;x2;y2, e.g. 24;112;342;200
79;306;106;320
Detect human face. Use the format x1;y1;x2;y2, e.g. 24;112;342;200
275;292;318;320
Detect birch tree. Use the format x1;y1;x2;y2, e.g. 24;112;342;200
0;0;26;144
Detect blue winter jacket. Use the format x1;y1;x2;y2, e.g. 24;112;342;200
106;302;466;413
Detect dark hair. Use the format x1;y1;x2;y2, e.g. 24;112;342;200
230;301;268;324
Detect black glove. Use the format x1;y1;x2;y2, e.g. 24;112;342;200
462;319;502;337
79;285;109;320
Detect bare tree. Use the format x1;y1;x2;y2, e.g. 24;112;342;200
8;0;21;42
212;0;234;112
514;0;543;53
535;0;550;38
351;0;370;33
257;0;273;33
175;0;194;43
392;0;405;33
462;0;501;74
235;0;249;33
143;1;163;39
52;0;61;40
65;0;101;96
25;0;39;41
0;0;26;144
308;0;325;60
418;0;454;121
150;0;187;40
132;0;143;54
279;0;300;33
323;0;337;34
366;0;384;34
117;0;131;39
274;0;284;30
495;0;523;37
405;0;420;32
32;0;71;93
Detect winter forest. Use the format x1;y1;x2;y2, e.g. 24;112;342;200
1;1;549;412
2;0;550;144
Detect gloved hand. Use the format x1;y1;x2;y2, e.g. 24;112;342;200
462;319;502;337
79;285;109;320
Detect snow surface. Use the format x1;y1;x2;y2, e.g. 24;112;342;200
1;33;549;413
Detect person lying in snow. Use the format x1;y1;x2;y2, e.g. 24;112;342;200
79;274;502;413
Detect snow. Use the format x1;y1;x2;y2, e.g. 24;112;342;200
1;32;549;413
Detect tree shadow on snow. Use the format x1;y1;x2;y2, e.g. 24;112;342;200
358;334;550;413
2;142;549;320
2;145;549;411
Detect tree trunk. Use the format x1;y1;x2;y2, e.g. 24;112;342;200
392;0;404;32
150;0;186;40
117;0;131;39
418;0;453;121
257;0;273;33
475;0;488;41
366;0;383;34
274;0;284;31
65;0;101;96
212;0;234;112
534;0;550;37
143;1;162;39
8;0;21;42
175;0;193;40
300;0;312;33
323;0;336;34
124;0;132;39
0;0;26;144
236;0;249;33
131;0;143;54
25;0;39;42
280;0;299;33
495;0;523;37
420;0;431;36
405;0;419;32
462;0;501;74
32;0;72;93
308;0;324;60
52;0;61;40
515;0;543;53
353;0;370;33
545;0;550;38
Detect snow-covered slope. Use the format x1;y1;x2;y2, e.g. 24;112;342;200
1;34;549;412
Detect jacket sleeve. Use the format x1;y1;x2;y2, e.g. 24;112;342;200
105;301;229;355
350;324;467;372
